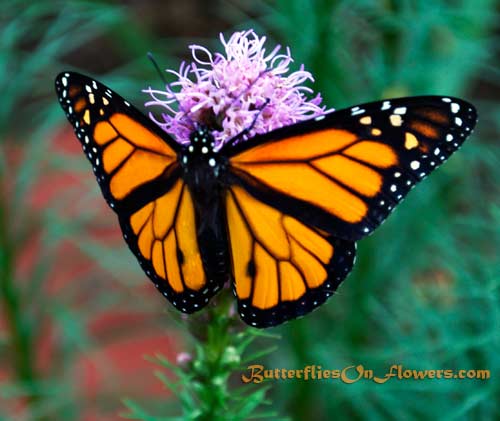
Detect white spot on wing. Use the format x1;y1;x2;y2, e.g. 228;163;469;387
381;101;391;110
351;108;365;116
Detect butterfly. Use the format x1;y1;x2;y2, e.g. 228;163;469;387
55;71;477;328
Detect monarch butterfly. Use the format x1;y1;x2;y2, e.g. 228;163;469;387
55;71;477;328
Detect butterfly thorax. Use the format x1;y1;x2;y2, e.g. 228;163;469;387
179;126;227;209
180;126;220;171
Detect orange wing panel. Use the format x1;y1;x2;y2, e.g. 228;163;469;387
226;186;335;310
128;181;206;293
232;129;357;163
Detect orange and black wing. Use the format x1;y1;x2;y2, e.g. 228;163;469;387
224;96;476;326
227;96;477;241
120;178;224;313
55;72;223;312
226;185;355;327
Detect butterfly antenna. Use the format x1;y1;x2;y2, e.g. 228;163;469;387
147;52;199;132
227;97;270;146
147;52;167;85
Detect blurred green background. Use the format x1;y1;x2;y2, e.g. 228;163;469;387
1;0;499;420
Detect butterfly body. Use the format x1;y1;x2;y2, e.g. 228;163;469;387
55;71;477;327
178;127;232;295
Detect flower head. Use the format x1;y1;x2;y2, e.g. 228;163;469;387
144;30;328;149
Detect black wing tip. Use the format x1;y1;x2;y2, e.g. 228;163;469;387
54;71;67;91
410;95;478;123
54;71;87;94
354;94;477;117
55;71;74;85
55;71;101;91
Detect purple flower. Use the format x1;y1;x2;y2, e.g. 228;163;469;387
143;30;329;149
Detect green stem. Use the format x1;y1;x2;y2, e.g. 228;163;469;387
191;291;235;420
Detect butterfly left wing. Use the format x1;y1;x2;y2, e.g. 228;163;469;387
227;96;477;241
55;72;224;312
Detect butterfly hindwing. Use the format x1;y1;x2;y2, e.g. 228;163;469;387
119;179;226;312
228;96;477;241
226;185;355;327
55;72;225;313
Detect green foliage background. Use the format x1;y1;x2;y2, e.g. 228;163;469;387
0;0;498;419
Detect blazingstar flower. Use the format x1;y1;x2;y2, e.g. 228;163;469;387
143;30;328;148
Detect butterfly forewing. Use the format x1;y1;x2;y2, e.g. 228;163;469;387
55;72;184;214
228;96;477;241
